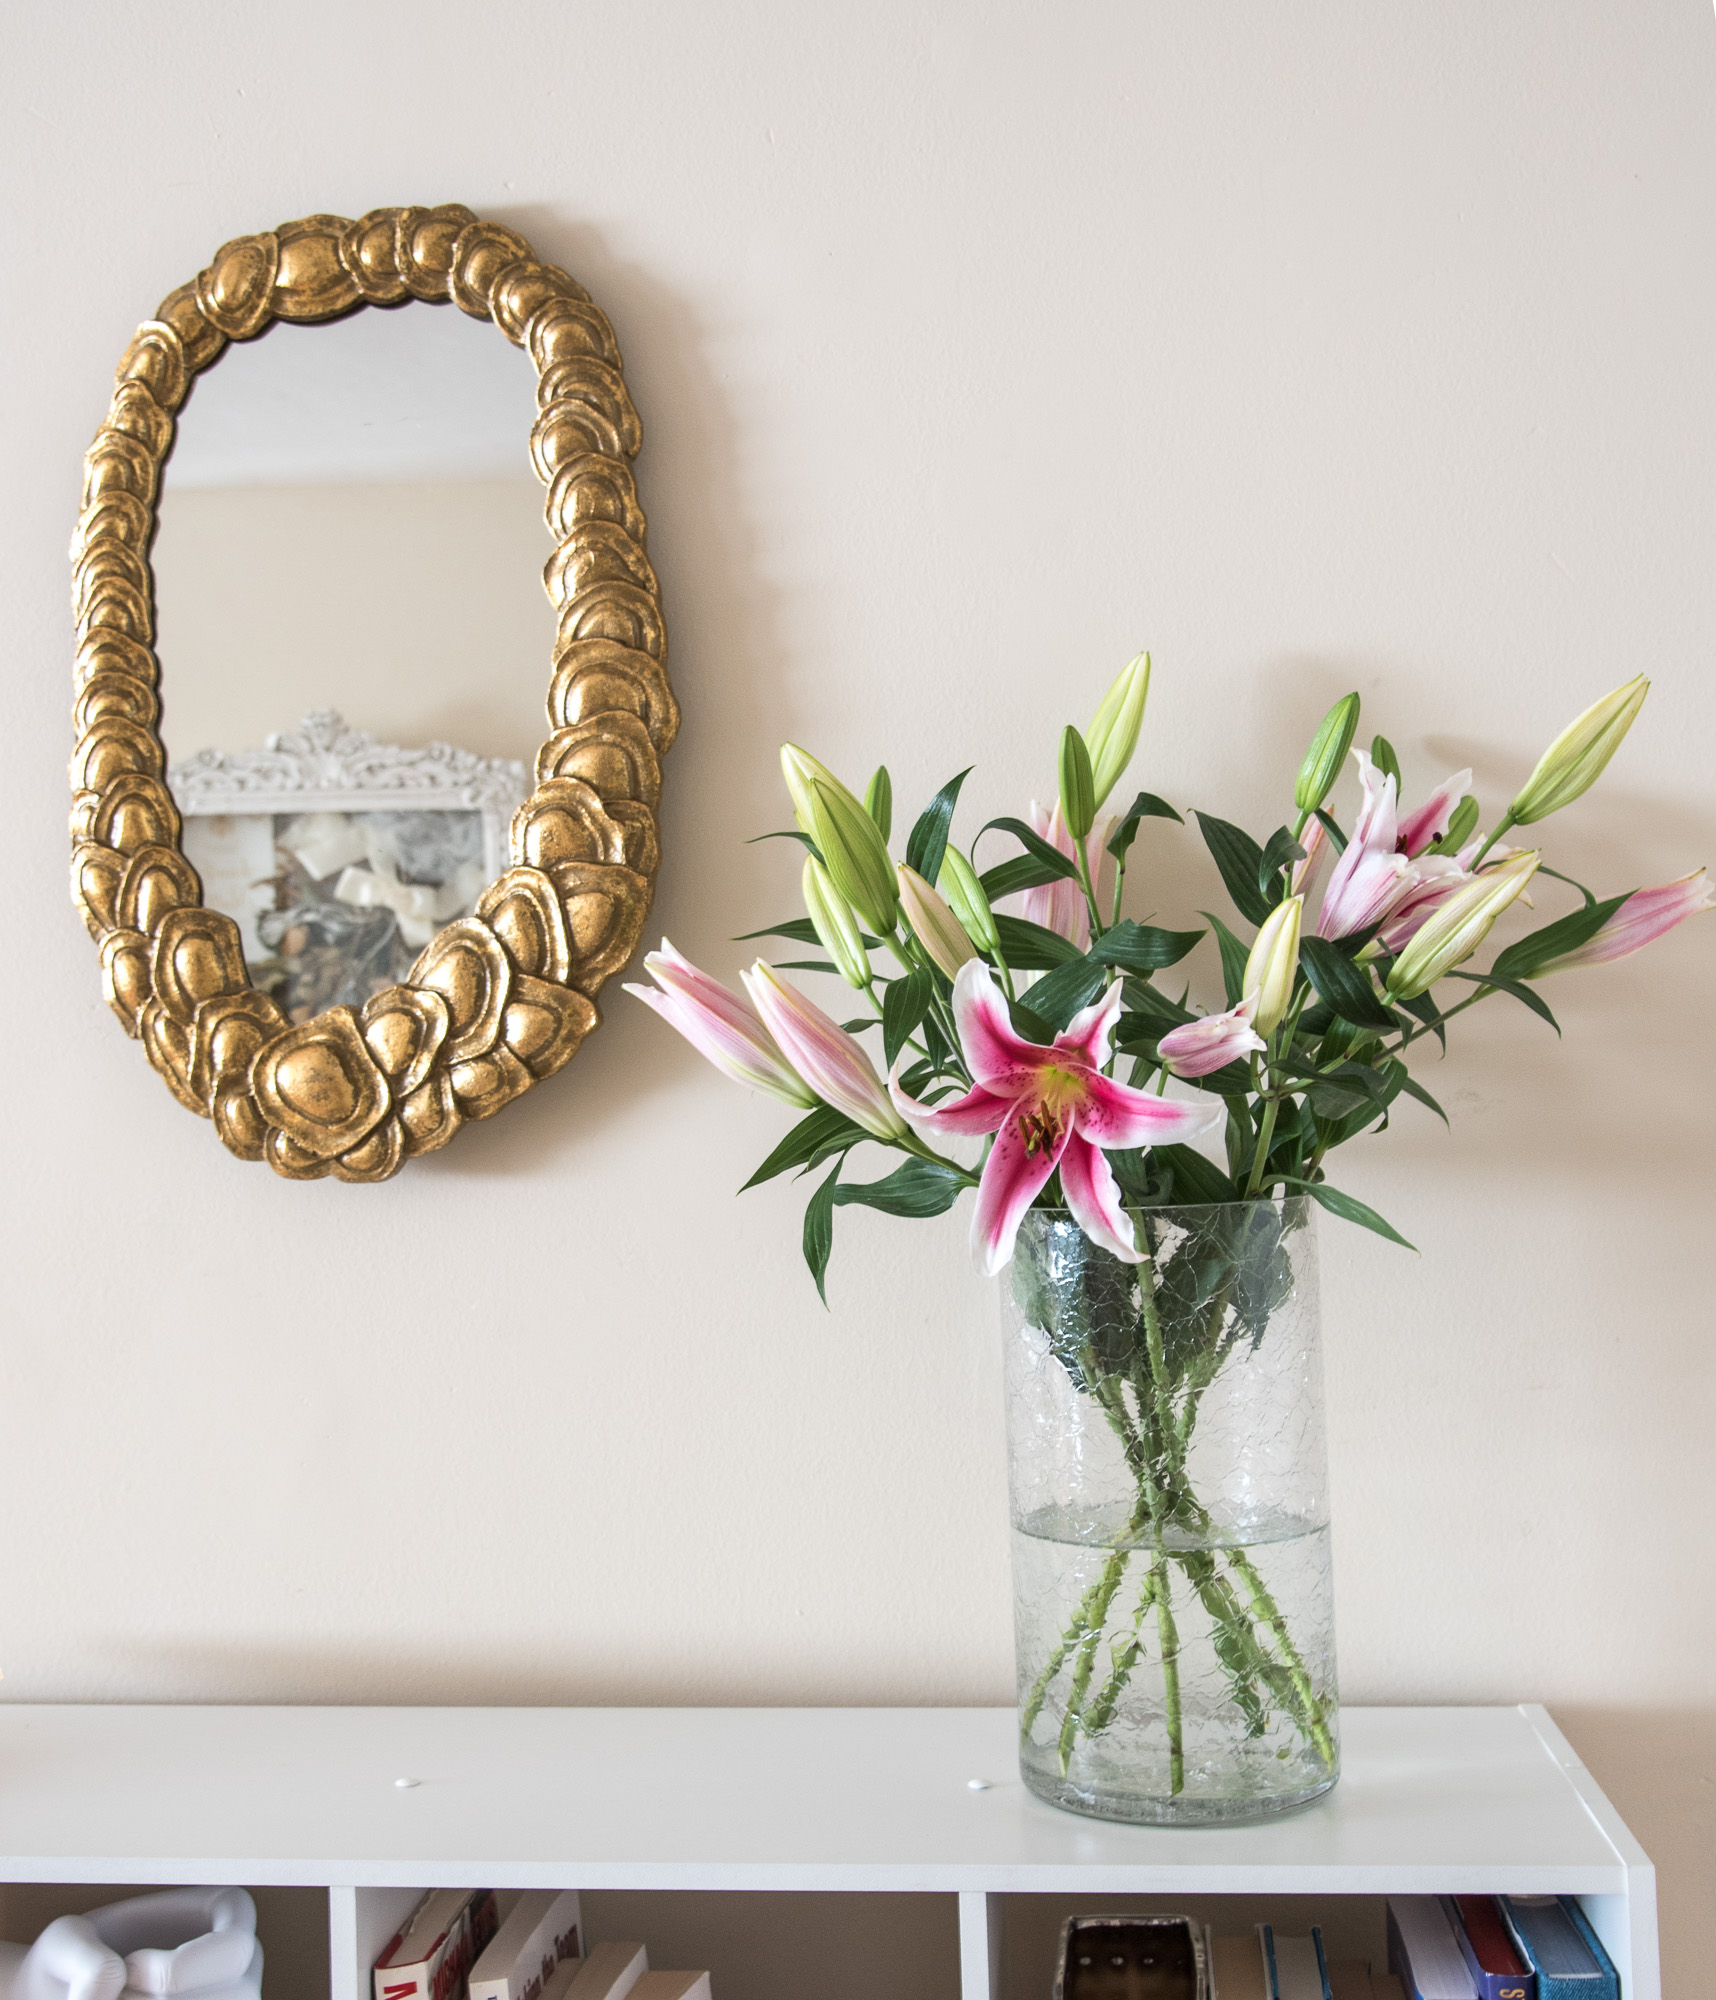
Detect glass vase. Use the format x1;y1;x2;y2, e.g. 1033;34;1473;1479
1002;1199;1339;1825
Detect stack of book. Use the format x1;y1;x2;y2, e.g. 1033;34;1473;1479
371;1893;712;2000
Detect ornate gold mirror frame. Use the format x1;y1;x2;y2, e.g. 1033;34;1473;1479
69;206;676;1181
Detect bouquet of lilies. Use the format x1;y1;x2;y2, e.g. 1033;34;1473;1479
630;656;1709;1295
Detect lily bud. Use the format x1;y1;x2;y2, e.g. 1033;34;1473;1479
1509;675;1649;825
742;961;908;1141
1059;725;1097;841
938;844;999;953
780;744;899;936
898;864;978;979
1294;692;1360;817
1243;895;1303;1038
1085;652;1151;809
1385;852;1541;1000
802;856;871;988
865;765;893;840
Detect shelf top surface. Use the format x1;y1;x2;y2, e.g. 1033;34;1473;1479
0;1703;1630;1893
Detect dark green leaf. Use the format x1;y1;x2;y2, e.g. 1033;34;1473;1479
1009;997;1056;1044
735;916;883;949
977;816;1082;882
979;854;1070;901
1148;1144;1239;1205
1257;826;1307;908
1116;980;1196;1032
832;1158;968;1219
1280;1175;1417;1251
772;959;841;975
1022;955;1110;1033
992;912;1084;969
1314;808;1348;856
1091;920;1206;974
741;1105;868;1190
1194;813;1273;925
747;828;821;857
1444;968;1561;1033
1396;987;1446;1052
1203;911;1252;1007
802;1163;842;1304
905;767;973;885
1490;892;1629;981
1184;1058;1257;1099
1299;936;1399;1030
1106;791;1183;864
882;965;934;1067
1392;1068;1449;1126
1370;735;1401;790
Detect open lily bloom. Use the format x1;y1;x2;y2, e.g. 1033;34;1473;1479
890;962;1222;1275
1319;751;1475;940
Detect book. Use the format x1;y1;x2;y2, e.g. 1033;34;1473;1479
1496;1900;1617;2000
1210;1932;1268;1999
562;1942;649;2000
1386;1898;1477;2000
469;1891;583;2000
540;1962;583;2000
1261;1927;1331;2000
1445;1897;1533;2000
373;1890;499;2000
628;1978;712;2000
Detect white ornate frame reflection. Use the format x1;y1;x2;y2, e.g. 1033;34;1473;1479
69;206;678;1181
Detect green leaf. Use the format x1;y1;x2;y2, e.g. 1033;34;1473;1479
1534;862;1600;910
802;1163;842;1304
1392;1067;1449;1126
865;765;893;840
1009;996;1056;1044
1202;910;1252;1007
991;912;1084;969
1299;936;1399;1030
1444;968;1561;1033
1314;808;1348;855
1257;825;1307;908
1193;813;1273;926
977;816;1082;883
771;959;841;975
1091;920;1205;974
1395;986;1446;1052
747;828;821;857
978;854;1070;901
1148;1144;1239;1205
905;767;973;886
1370;735;1401;790
1490;892;1629;981
1280;1175;1417;1251
735;916;882;950
832;1158;968;1219
1116;979;1195;1033
1105;790;1183;864
741;1106;868;1190
882;965;934;1066
1022;955;1110;1032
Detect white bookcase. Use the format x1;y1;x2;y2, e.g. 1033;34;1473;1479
0;1704;1657;2000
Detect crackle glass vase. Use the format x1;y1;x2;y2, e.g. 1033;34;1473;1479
1003;1199;1339;1825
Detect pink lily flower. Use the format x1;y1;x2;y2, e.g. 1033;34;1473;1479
1535;868;1714;973
626;942;817;1108
999;800;1115;950
1291;813;1330;898
742;961;907;1141
1375;853;1469;953
1395;765;1473;859
890;961;1223;1275
1157;993;1267;1079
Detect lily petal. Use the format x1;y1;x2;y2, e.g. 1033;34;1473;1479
1157;994;1265;1079
888;1060;1013;1137
971;1109;1071;1276
1054;978;1125;1071
951;960;1052;1094
1058;1133;1140;1263
1396;768;1473;859
1072;1072;1225;1151
743;961;907;1140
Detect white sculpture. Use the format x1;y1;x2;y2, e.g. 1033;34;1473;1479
1;1890;262;2000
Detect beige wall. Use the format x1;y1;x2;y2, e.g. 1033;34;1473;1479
5;0;1713;1986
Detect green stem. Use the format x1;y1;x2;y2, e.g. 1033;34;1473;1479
1073;832;1107;942
1244;1094;1281;1196
1467;810;1517;872
1225;1548;1336;1768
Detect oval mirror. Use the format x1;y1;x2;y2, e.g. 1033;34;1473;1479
69;207;677;1181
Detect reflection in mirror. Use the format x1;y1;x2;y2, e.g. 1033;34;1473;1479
154;303;552;1001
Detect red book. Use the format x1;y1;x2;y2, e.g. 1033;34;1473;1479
1450;1897;1533;2000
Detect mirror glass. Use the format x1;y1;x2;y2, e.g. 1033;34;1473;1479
153;304;554;1020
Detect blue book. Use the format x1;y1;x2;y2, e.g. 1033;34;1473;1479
1260;1925;1331;2000
1496;1899;1617;2000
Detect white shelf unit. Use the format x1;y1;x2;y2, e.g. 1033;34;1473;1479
0;1704;1657;2000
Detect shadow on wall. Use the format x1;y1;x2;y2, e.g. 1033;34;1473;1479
1553;1704;1715;2000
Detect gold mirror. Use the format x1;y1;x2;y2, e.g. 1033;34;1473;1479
69;206;677;1181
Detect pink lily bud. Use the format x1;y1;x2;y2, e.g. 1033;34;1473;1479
1535;868;1714;973
742;961;908;1141
1158;994;1267;1078
625;942;817;1108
